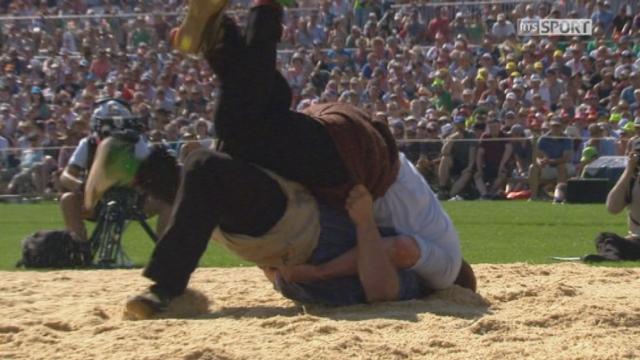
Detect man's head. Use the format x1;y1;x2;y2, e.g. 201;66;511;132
549;117;563;135
91;99;140;140
487;117;500;135
405;116;418;139
390;120;405;140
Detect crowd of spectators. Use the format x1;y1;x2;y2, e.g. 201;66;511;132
1;0;640;203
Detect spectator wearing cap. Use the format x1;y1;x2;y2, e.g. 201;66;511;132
474;117;513;199
529;117;575;202
438;115;477;200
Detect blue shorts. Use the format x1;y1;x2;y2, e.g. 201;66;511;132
275;203;428;306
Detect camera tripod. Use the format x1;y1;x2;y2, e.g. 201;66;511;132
89;187;158;268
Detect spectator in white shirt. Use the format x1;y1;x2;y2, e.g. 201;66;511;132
491;13;515;42
525;74;551;107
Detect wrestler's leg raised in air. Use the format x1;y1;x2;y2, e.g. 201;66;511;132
127;149;287;318
200;2;349;188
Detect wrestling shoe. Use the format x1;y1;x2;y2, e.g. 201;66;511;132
125;287;174;320
171;0;230;54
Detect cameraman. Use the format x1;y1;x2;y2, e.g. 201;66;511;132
606;141;640;237
590;140;640;261
59;99;171;243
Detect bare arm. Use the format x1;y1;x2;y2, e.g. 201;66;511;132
466;145;477;171
276;188;403;300
59;164;84;192
535;140;549;166
347;185;400;303
499;143;513;173
607;153;637;214
475;146;485;174
277;235;419;283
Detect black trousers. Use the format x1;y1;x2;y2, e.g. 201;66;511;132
210;6;348;187
144;5;349;296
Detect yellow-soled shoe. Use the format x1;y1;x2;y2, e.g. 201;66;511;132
171;0;229;54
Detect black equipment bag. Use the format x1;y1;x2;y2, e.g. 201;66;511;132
16;230;91;268
584;232;640;262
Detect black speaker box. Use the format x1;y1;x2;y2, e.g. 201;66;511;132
565;178;610;203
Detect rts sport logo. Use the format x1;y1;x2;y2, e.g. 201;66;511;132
518;19;592;36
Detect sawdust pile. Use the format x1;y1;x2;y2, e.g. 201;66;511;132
1;263;639;360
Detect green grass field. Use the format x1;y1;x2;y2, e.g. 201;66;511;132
0;201;637;270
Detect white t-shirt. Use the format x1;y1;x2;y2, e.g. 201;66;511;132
68;136;151;170
373;153;462;289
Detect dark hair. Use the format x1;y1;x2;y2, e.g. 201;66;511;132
134;146;180;204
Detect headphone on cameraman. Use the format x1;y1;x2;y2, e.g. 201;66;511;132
91;98;143;141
